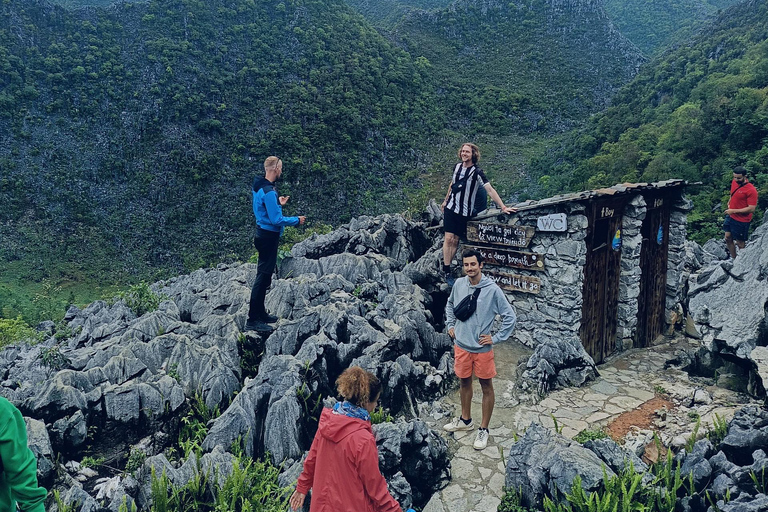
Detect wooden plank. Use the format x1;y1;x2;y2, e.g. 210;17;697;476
466;222;535;248
485;270;541;294
465;245;545;271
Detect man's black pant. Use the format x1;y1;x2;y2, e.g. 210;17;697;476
248;228;281;322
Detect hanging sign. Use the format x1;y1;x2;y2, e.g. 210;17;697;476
485;270;541;294
466;222;535;248
599;206;618;219
465;245;545;271
536;213;567;232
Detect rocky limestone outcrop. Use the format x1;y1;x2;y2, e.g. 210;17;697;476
1;213;453;511
685;220;768;397
673;406;768;511
504;422;617;508
516;338;598;399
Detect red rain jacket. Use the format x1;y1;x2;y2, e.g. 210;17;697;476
296;407;401;512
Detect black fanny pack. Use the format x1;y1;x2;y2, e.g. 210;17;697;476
453;288;481;321
450;166;475;195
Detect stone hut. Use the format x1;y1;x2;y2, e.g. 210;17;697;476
467;180;690;364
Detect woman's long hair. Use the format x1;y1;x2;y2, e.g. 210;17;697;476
336;366;381;407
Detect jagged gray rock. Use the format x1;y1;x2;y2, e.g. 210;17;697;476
720;406;768;466
374;419;450;505
583;437;648;476
25;417;55;487
517;338;598;397
687;221;768;397
505;422;615;508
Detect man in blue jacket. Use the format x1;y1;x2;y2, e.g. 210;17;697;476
443;249;516;450
246;156;305;332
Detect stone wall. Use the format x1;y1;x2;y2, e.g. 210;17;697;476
486;204;588;349
616;195;646;351
666;197;692;322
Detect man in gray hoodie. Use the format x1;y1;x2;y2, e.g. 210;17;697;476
443;249;516;450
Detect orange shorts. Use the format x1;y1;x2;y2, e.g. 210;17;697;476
454;345;497;380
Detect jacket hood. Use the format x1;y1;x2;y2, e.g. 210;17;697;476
317;407;371;443
252;176;273;192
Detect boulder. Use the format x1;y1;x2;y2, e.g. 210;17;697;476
25;417;56;487
374;419;450;505
505;422;615;508
518;338;598;397
687;221;768;397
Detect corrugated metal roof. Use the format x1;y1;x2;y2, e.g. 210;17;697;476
476;179;687;219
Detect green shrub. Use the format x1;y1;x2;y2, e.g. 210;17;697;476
179;393;221;459
499;486;535;512
370;406;393;425
115;282;167;317
81;455;105;469
0;316;42;348
707;413;728;446
39;345;68;371
149;453;291;512
125;447;147;475
572;428;608;444
538;454;688;512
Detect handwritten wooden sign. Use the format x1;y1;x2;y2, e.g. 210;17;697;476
485;270;541;294
465;245;545;271
467;222;535;248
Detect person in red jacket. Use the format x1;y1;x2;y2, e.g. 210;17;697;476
723;166;759;259
289;367;404;512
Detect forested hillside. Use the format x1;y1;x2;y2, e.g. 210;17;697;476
603;0;741;54
343;0;451;26
391;0;644;136
524;0;768;242
0;0;439;293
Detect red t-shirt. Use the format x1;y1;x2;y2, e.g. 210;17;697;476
729;180;758;222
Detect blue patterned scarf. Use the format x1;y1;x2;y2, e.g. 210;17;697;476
333;400;370;422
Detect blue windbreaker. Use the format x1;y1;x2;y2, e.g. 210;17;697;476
252;176;300;234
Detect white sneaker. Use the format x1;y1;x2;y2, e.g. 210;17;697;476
443;417;474;432
473;429;489;450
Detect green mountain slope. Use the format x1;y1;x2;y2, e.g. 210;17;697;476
0;0;438;281
391;0;644;136
524;0;768;242
343;0;452;26
604;0;742;55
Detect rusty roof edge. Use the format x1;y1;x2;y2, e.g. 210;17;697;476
510;179;687;210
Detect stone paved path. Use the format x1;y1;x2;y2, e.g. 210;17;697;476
420;337;756;512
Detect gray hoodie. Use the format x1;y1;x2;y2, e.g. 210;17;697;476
445;274;517;353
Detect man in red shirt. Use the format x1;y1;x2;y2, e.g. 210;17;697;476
724;166;758;259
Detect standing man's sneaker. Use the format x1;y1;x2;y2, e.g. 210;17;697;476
473;428;489;450
259;313;279;324
444;272;456;287
443;417;474;432
244;320;273;332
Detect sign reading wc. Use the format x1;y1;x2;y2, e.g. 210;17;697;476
536;213;567;232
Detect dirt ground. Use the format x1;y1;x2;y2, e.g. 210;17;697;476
606;396;676;441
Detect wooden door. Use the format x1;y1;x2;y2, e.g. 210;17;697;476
580;200;624;364
636;194;671;347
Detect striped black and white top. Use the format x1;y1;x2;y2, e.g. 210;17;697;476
446;163;488;217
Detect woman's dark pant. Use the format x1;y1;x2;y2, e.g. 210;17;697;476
248;229;280;322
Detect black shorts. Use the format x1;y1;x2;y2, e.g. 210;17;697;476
444;208;469;239
723;216;750;241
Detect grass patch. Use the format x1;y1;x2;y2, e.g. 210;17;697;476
572;428;608;444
